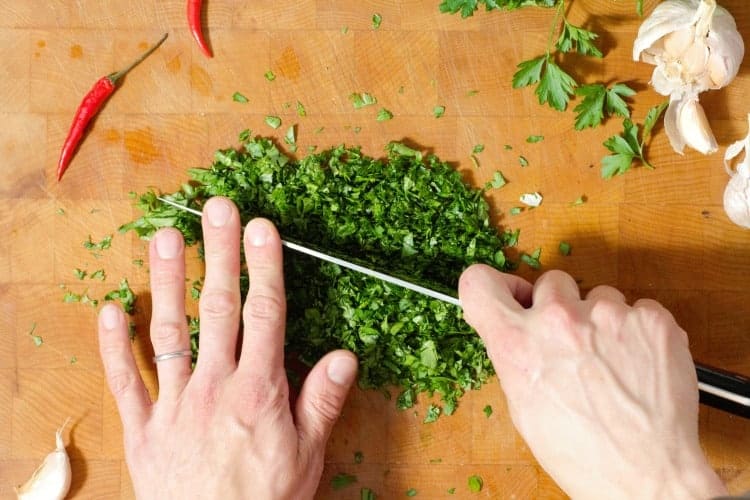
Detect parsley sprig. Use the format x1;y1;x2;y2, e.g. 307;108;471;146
601;102;668;179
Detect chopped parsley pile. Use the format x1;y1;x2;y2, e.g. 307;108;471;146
121;132;519;417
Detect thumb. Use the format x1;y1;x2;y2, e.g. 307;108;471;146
295;350;358;456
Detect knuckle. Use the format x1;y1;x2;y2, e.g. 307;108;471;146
238;375;288;413
539;297;578;329
590;298;625;321
245;291;285;323
311;390;344;424
107;370;137;397
200;289;239;319
150;321;186;346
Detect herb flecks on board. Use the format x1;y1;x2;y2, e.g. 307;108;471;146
121;133;519;417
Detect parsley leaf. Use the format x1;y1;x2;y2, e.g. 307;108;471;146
264;70;276;81
90;269;106;281
521;248;542;269
232;92;248;103
468;475;483;492
574;83;635;130
28;323;43;347
483;404;493;417
361;488;376;500
372;13;382;29
331;473;357;490
406;489;417;497
296;101;307;117
264;116;282;129
284;126;297;153
350;92;377;109
433;105;445;118
556;20;602;57
423;404;441;423
472;144;485;154
559;241;571;256
643;101;669;142
485;171;507;189
513;56;577;111
377;108;393;121
83;234;113;251
536;59;577;112
526;135;544;143
601;102;667;179
104;278;136;314
73;268;87;280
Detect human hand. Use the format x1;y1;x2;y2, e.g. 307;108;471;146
458;266;727;500
97;197;358;499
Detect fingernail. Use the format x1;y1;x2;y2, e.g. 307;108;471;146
247;219;270;247
155;229;181;260
100;304;120;330
327;355;357;386
206;199;232;227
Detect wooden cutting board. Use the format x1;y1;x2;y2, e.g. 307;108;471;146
1;0;749;497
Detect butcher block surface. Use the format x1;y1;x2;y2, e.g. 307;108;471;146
1;0;749;498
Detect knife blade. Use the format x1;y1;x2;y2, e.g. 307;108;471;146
156;197;461;307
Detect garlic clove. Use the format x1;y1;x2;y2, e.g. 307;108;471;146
661;27;695;56
664;95;718;155
15;419;72;500
633;0;701;63
722;114;750;228
723;171;750;228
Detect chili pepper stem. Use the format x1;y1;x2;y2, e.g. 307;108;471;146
107;32;169;84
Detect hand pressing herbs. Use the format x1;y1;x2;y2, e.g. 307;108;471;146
122;132;519;416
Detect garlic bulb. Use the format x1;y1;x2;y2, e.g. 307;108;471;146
664;94;718;154
633;0;744;155
723;115;750;228
15;419;72;500
633;0;744;97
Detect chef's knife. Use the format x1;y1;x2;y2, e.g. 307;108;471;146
156;197;460;307
156;196;750;418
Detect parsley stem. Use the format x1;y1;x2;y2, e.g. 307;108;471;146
545;0;566;58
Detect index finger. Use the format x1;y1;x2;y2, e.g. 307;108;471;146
458;264;532;335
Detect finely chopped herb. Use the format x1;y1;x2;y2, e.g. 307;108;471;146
121;133;519;415
232;92;249;103
483;404;493;418
331;473;357;490
104;278;136;314
433;105;445;118
361;488;376;500
468;475;483;492
29;323;43;347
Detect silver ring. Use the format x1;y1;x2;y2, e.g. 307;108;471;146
153;349;193;363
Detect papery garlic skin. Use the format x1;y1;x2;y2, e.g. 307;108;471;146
15;419;71;500
664;94;718;154
633;0;744;97
723;115;750;228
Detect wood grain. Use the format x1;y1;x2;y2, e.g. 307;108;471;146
1;0;749;498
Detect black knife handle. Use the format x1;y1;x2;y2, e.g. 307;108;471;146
695;363;750;418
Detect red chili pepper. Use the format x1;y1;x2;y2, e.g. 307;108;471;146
56;33;168;182
188;0;212;58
